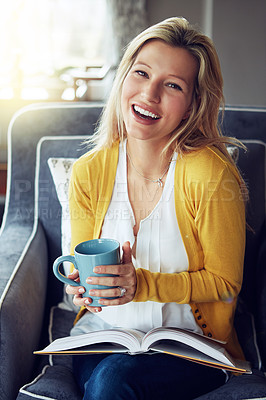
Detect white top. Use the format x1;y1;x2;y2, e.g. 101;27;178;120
71;141;202;336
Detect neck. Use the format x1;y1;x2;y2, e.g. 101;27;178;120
126;138;171;178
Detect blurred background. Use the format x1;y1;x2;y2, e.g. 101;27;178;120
0;0;265;219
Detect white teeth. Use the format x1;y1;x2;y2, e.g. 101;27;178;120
134;105;160;119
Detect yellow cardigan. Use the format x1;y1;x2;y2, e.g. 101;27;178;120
69;141;246;360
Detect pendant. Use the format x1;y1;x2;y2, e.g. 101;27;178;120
157;178;163;187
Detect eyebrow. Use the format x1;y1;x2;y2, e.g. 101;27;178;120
134;61;151;69
168;74;188;85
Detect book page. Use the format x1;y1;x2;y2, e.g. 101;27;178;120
142;327;235;366
116;328;145;344
36;343;128;355
151;342;251;374
35;328;145;354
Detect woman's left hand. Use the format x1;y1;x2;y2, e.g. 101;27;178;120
86;241;137;306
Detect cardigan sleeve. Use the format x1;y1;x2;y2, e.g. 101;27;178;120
133;153;246;305
69;157;95;255
68;143;119;256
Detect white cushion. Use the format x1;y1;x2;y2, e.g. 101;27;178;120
48;157;77;270
227;145;239;163
48;157;78;311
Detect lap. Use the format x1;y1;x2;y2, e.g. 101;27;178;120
73;352;226;400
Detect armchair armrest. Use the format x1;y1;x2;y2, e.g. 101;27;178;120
0;221;48;400
256;222;266;370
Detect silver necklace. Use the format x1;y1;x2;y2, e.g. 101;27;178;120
127;152;170;188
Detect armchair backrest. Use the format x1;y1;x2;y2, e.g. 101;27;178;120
1;103;102;298
0;104;265;399
31;107;265;369
236;140;266;369
222;105;266;142
3;103;102;227
237;141;265;300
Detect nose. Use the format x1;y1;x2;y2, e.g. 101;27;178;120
141;79;160;103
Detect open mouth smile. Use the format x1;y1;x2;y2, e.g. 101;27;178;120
132;105;161;120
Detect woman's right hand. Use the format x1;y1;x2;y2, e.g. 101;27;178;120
65;269;103;313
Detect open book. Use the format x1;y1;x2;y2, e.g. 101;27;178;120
35;326;251;374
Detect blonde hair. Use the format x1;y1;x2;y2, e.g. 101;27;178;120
88;17;244;162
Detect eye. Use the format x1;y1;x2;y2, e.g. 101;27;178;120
135;70;149;78
167;82;183;91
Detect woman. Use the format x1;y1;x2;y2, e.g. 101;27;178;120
66;17;246;399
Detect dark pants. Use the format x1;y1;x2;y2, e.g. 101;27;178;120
73;352;226;399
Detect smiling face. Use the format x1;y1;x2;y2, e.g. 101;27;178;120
121;40;199;148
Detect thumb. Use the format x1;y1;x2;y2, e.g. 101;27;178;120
122;241;132;264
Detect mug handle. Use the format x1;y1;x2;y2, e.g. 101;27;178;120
53;255;79;286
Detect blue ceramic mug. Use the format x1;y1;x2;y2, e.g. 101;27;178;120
53;238;120;307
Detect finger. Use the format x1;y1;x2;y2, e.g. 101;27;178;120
67;268;79;279
83;297;103;313
122;241;132;264
86;275;131;288
66;284;85;295
98;293;133;307
85;305;102;313
89;286;129;299
92;263;132;276
73;293;87;306
72;293;103;313
73;294;92;308
77;295;102;313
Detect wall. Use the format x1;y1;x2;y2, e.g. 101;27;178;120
147;0;204;27
147;0;266;107
213;0;266;106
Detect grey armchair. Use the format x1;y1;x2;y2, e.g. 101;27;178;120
1;103;266;400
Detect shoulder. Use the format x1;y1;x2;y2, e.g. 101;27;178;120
174;146;245;211
175;146;240;183
72;141;120;179
177;146;229;170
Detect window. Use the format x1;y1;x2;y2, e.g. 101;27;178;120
0;0;108;100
